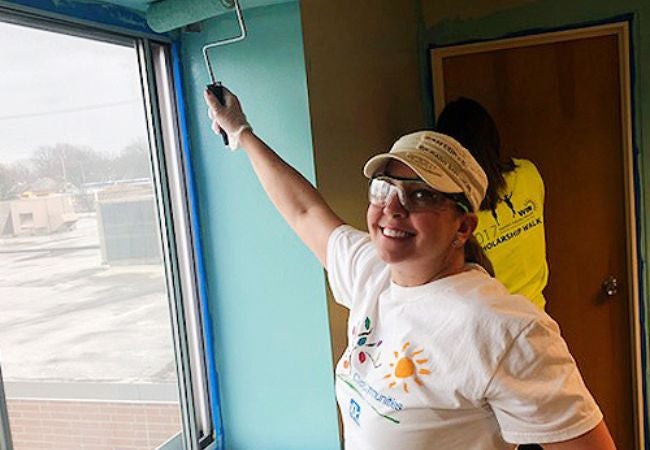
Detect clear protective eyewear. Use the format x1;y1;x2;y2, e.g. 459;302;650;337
368;175;469;213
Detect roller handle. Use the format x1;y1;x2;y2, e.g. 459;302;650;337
207;82;229;146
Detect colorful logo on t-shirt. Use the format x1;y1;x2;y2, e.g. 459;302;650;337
343;317;383;372
384;341;431;393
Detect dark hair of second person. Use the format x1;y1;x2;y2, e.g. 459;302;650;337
436;97;516;211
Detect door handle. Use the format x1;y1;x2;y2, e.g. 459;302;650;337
0;357;14;450
602;276;619;297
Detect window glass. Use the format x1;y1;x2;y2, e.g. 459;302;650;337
0;20;185;450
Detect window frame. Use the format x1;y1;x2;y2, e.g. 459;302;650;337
0;6;218;450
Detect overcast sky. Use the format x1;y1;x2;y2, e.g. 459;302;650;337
0;21;147;165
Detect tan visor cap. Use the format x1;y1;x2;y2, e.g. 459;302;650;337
363;131;487;212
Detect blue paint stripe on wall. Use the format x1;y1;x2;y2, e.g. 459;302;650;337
171;41;225;448
624;15;650;448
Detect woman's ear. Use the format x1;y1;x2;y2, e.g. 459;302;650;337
456;213;478;244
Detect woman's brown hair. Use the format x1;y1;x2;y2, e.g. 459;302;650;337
464;236;495;277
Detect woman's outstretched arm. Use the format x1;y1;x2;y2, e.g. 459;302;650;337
205;88;344;267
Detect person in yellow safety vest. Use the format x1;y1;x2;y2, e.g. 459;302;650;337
437;98;548;311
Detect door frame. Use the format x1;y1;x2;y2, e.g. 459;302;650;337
430;21;642;447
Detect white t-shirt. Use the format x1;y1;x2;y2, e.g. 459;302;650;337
327;225;602;450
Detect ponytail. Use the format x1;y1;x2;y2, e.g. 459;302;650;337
464;236;495;277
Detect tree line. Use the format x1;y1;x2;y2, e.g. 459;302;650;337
0;140;152;200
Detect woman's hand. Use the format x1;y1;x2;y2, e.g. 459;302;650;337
204;87;251;150
202;86;343;266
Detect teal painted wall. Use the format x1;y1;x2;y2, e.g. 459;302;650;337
179;3;340;449
421;0;649;437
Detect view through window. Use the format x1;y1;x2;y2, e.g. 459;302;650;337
0;20;184;450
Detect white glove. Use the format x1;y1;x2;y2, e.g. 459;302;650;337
204;87;252;150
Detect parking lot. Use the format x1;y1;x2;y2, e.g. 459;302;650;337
0;214;178;398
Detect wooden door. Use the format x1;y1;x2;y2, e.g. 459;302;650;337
431;24;640;449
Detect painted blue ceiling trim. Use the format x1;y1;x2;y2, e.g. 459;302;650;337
0;0;156;34
102;0;150;13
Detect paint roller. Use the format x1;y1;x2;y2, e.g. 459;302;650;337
147;0;247;146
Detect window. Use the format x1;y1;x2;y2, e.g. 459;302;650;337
0;9;216;450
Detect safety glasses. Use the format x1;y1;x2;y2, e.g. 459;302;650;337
368;175;469;213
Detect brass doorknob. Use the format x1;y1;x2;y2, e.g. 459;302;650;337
602;276;618;296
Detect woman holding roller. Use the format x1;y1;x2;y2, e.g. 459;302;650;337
203;87;615;449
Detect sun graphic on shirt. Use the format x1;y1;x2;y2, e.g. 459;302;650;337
383;341;431;393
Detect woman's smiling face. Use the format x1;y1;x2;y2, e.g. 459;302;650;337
366;160;472;285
